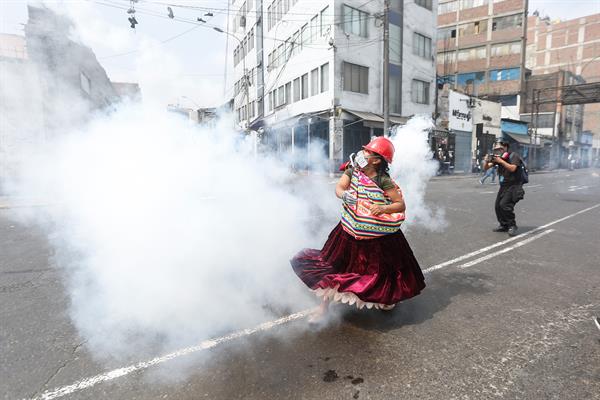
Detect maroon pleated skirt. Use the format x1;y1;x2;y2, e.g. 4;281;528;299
290;223;425;309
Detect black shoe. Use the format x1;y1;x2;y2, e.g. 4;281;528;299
493;225;508;232
508;226;518;236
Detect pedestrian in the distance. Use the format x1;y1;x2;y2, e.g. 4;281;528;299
479;154;497;184
290;137;425;323
484;141;525;237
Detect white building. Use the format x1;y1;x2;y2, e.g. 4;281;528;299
228;0;437;169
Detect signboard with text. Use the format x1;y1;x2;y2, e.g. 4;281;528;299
449;91;473;132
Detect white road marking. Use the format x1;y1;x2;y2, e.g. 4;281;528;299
27;311;311;400
527;184;543;188
26;203;600;400
458;229;555;269
479;191;496;194
568;185;590;192
422;203;600;274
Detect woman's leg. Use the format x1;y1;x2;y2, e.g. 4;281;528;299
309;298;330;322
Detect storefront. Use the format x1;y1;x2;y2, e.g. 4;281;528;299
448;91;473;173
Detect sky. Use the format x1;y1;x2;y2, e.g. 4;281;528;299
1;0;599;107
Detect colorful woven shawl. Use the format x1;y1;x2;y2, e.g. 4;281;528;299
341;169;405;240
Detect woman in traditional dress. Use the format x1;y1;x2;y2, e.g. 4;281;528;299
290;137;425;322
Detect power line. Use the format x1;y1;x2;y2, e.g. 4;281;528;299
98;24;202;59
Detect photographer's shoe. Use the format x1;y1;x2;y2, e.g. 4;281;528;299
508;226;518;236
492;225;508;232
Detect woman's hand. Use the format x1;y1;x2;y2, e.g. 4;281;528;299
369;204;386;216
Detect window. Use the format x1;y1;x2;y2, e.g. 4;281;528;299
457;71;485;86
293;77;301;102
438;51;456;64
80;71;91;94
291;31;300;56
457;46;486;61
301;73;308;99
310;15;318;43
311;68;319;96
320;63;329;92
491;41;521;57
278;43;284;65
458;20;488;36
343;4;368;38
277;85;285;107
343;62;368;94
460;0;488;9
411;80;430;104
285;82;291;104
301;24;308;48
248;28;255;51
390;76;401;114
415;0;432;10
438;27;457;40
320;6;330;36
489;67;520;81
268;91;274;111
492;14;523;31
390;24;402;64
438;0;458;14
267;5;272;30
413;33;432;58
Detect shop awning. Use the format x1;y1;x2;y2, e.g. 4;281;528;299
390;115;408;125
345;110;408;127
346;109;384;123
506;132;532;145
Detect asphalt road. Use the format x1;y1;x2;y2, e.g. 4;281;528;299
2;168;600;400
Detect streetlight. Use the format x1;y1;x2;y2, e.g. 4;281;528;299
213;27;250;132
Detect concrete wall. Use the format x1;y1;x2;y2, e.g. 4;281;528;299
402;0;438;117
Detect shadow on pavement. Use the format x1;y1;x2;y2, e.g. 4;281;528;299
340;270;492;332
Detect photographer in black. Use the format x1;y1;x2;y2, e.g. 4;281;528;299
484;141;525;237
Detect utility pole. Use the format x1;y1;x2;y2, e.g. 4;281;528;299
383;0;390;136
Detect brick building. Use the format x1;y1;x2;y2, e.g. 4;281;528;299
436;0;527;103
526;12;600;165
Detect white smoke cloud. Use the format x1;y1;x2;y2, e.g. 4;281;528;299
390;116;447;231
2;1;446;375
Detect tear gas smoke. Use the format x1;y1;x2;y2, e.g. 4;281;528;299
390;117;447;232
2;1;445;373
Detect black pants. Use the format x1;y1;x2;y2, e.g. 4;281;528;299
495;184;525;227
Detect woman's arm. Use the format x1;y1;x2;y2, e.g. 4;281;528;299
335;174;351;199
371;188;406;215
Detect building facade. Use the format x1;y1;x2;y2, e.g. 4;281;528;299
229;0;437;170
436;0;527;103
526;12;600;166
0;6;121;193
521;70;587;169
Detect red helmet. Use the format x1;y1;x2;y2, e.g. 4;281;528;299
363;137;395;163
